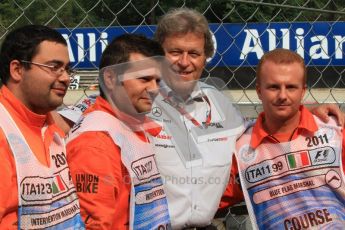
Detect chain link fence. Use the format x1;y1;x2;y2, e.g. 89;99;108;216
1;0;345;117
1;1;345;228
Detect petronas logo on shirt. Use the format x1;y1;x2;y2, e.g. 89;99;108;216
287;151;311;169
52;175;66;194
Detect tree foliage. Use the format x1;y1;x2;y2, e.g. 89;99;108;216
0;0;344;30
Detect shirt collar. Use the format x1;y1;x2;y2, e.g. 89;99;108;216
161;81;204;105
1;85;47;128
94;96;161;137
250;105;318;149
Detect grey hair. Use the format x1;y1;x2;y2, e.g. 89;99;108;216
155;8;214;58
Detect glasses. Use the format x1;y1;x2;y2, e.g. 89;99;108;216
20;60;75;77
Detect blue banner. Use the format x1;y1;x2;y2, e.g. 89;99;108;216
57;22;345;69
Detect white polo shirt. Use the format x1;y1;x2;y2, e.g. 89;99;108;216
148;82;245;229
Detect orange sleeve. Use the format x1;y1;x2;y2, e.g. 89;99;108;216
0;129;18;229
219;154;244;209
67;131;130;230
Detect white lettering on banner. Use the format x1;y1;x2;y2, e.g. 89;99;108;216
281;28;290;49
310;36;329;59
76;33;85;62
62;34;75;62
240;29;264;60
295;28;305;58
266;28;292;52
88;33;96;62
62;32;109;63
240;27;345;60
267;29;276;51
59;24;345;67
334;35;345;59
100;32;108;52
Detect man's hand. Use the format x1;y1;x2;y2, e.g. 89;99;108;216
310;104;345;127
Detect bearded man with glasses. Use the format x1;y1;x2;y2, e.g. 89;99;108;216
0;25;84;229
19;60;76;77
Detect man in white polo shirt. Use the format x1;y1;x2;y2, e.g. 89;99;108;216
149;8;245;229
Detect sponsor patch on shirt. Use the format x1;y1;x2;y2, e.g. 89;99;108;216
75;173;99;193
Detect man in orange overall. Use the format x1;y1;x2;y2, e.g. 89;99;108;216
234;48;345;229
0;25;84;229
66;34;171;229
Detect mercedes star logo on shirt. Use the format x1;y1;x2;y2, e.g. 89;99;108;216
152;107;162;117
